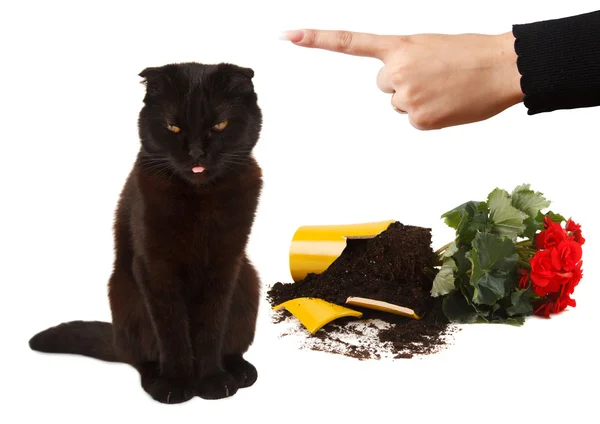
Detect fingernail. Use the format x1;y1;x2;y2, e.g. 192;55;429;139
279;30;304;43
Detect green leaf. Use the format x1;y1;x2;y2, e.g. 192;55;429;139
506;288;534;316
483;315;526;325
453;245;472;276
503;316;526;326
450;244;473;300
442;290;479;323
441;201;481;230
431;258;457;297
543;210;566;224
441;201;491;246
488;188;527;239
442;241;458;258
511;184;551;218
468;232;518;305
522;216;543;241
460;211;490;246
451;244;473;301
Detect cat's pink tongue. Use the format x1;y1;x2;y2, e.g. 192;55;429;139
192;166;205;174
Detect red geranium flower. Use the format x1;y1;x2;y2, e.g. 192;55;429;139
530;218;584;317
566;218;585;245
518;269;529;289
536;216;567;249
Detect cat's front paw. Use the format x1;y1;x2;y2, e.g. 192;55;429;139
224;355;258;388
196;371;238;400
140;364;194;404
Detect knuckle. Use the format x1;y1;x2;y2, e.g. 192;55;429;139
410;110;436;131
337;31;354;51
391;73;404;87
392;35;411;49
376;66;394;92
394;87;416;111
303;29;317;46
402;85;418;105
394;85;409;102
410;119;428;131
390;65;407;86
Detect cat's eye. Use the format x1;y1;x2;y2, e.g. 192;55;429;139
211;120;228;132
166;123;181;133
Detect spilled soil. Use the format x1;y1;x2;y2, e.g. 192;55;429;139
267;222;457;359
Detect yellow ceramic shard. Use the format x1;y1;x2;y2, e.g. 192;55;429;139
272;298;363;335
289;220;395;282
346;296;421;320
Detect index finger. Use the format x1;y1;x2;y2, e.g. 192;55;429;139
284;29;395;60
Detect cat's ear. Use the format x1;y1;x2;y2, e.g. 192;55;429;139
139;67;160;78
139;67;167;99
230;65;254;80
220;63;255;94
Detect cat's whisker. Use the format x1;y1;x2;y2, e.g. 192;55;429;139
222;155;248;161
167;167;179;184
139;159;169;166
223;152;253;160
141;163;170;170
220;162;242;177
141;163;171;172
225;149;254;157
223;158;251;168
140;162;177;178
224;159;243;167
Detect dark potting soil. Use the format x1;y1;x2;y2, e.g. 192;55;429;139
267;221;456;359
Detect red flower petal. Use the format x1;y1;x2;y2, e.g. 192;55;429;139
553;240;583;272
566;218;585;245
518;269;529;289
565;218;580;232
530;249;557;287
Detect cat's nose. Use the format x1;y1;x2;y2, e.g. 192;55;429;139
189;146;206;160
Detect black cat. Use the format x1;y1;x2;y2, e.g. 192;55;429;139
29;62;263;404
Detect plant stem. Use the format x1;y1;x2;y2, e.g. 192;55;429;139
435;241;453;257
515;239;533;247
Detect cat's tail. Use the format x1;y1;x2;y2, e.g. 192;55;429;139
29;320;119;362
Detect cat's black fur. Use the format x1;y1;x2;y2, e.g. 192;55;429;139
29;62;263;403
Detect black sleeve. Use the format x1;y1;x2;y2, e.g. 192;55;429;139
512;10;600;115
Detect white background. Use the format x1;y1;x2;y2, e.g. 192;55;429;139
2;1;599;423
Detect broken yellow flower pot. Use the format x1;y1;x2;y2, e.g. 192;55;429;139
272;297;363;335
346;296;420;320
275;219;420;334
288;219;395;282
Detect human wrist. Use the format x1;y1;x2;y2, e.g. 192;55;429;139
495;31;524;106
